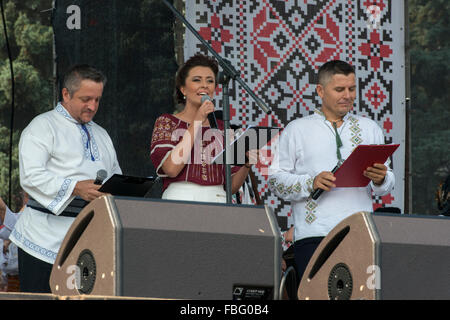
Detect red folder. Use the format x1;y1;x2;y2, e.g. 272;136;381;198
334;144;400;187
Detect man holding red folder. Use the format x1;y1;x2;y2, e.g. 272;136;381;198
268;60;395;286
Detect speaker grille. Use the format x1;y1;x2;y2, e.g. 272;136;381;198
77;249;97;295
328;263;353;300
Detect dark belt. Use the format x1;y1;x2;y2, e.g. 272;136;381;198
27;197;88;218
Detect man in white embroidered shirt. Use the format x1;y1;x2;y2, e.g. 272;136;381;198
10;64;122;293
268;60;395;289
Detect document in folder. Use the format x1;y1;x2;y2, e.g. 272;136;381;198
212;126;281;165
98;174;156;197
334;144;399;187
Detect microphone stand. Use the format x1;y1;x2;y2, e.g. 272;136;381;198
218;70;233;203
163;0;271;204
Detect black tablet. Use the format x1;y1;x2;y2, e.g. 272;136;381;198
98;174;157;197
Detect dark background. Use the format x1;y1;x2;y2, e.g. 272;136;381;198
52;0;178;179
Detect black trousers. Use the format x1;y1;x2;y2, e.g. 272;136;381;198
18;247;53;293
294;236;324;286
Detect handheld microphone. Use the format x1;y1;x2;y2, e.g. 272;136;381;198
201;94;218;129
310;165;339;200
94;169;107;185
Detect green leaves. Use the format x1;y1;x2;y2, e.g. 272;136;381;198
0;0;53;209
409;0;450;214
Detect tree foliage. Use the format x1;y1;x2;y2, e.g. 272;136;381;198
0;0;53;211
409;0;450;214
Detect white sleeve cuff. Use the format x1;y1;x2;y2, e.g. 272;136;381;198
0;227;9;240
370;170;395;196
3;207;18;231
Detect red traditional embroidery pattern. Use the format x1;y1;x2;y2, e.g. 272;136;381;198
186;0;401;219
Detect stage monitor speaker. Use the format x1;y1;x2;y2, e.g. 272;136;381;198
50;195;281;299
298;211;450;300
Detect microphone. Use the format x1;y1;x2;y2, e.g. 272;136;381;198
310;165;339;200
94;169;107;185
201;94;218;129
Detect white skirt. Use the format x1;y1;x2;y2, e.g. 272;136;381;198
162;181;227;203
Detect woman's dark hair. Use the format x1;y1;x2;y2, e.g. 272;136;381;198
175;53;219;105
436;174;450;216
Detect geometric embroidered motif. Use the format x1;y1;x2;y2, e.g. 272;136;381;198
305;200;318;224
47;178;72;212
305;212;317;224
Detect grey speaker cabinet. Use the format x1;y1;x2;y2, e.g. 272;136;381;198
50;195;282;299
298;211;450;300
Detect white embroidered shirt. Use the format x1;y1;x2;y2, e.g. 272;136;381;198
10;103;121;263
269;109;395;242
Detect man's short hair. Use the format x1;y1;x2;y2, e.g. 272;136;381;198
317;60;355;86
63;64;107;97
